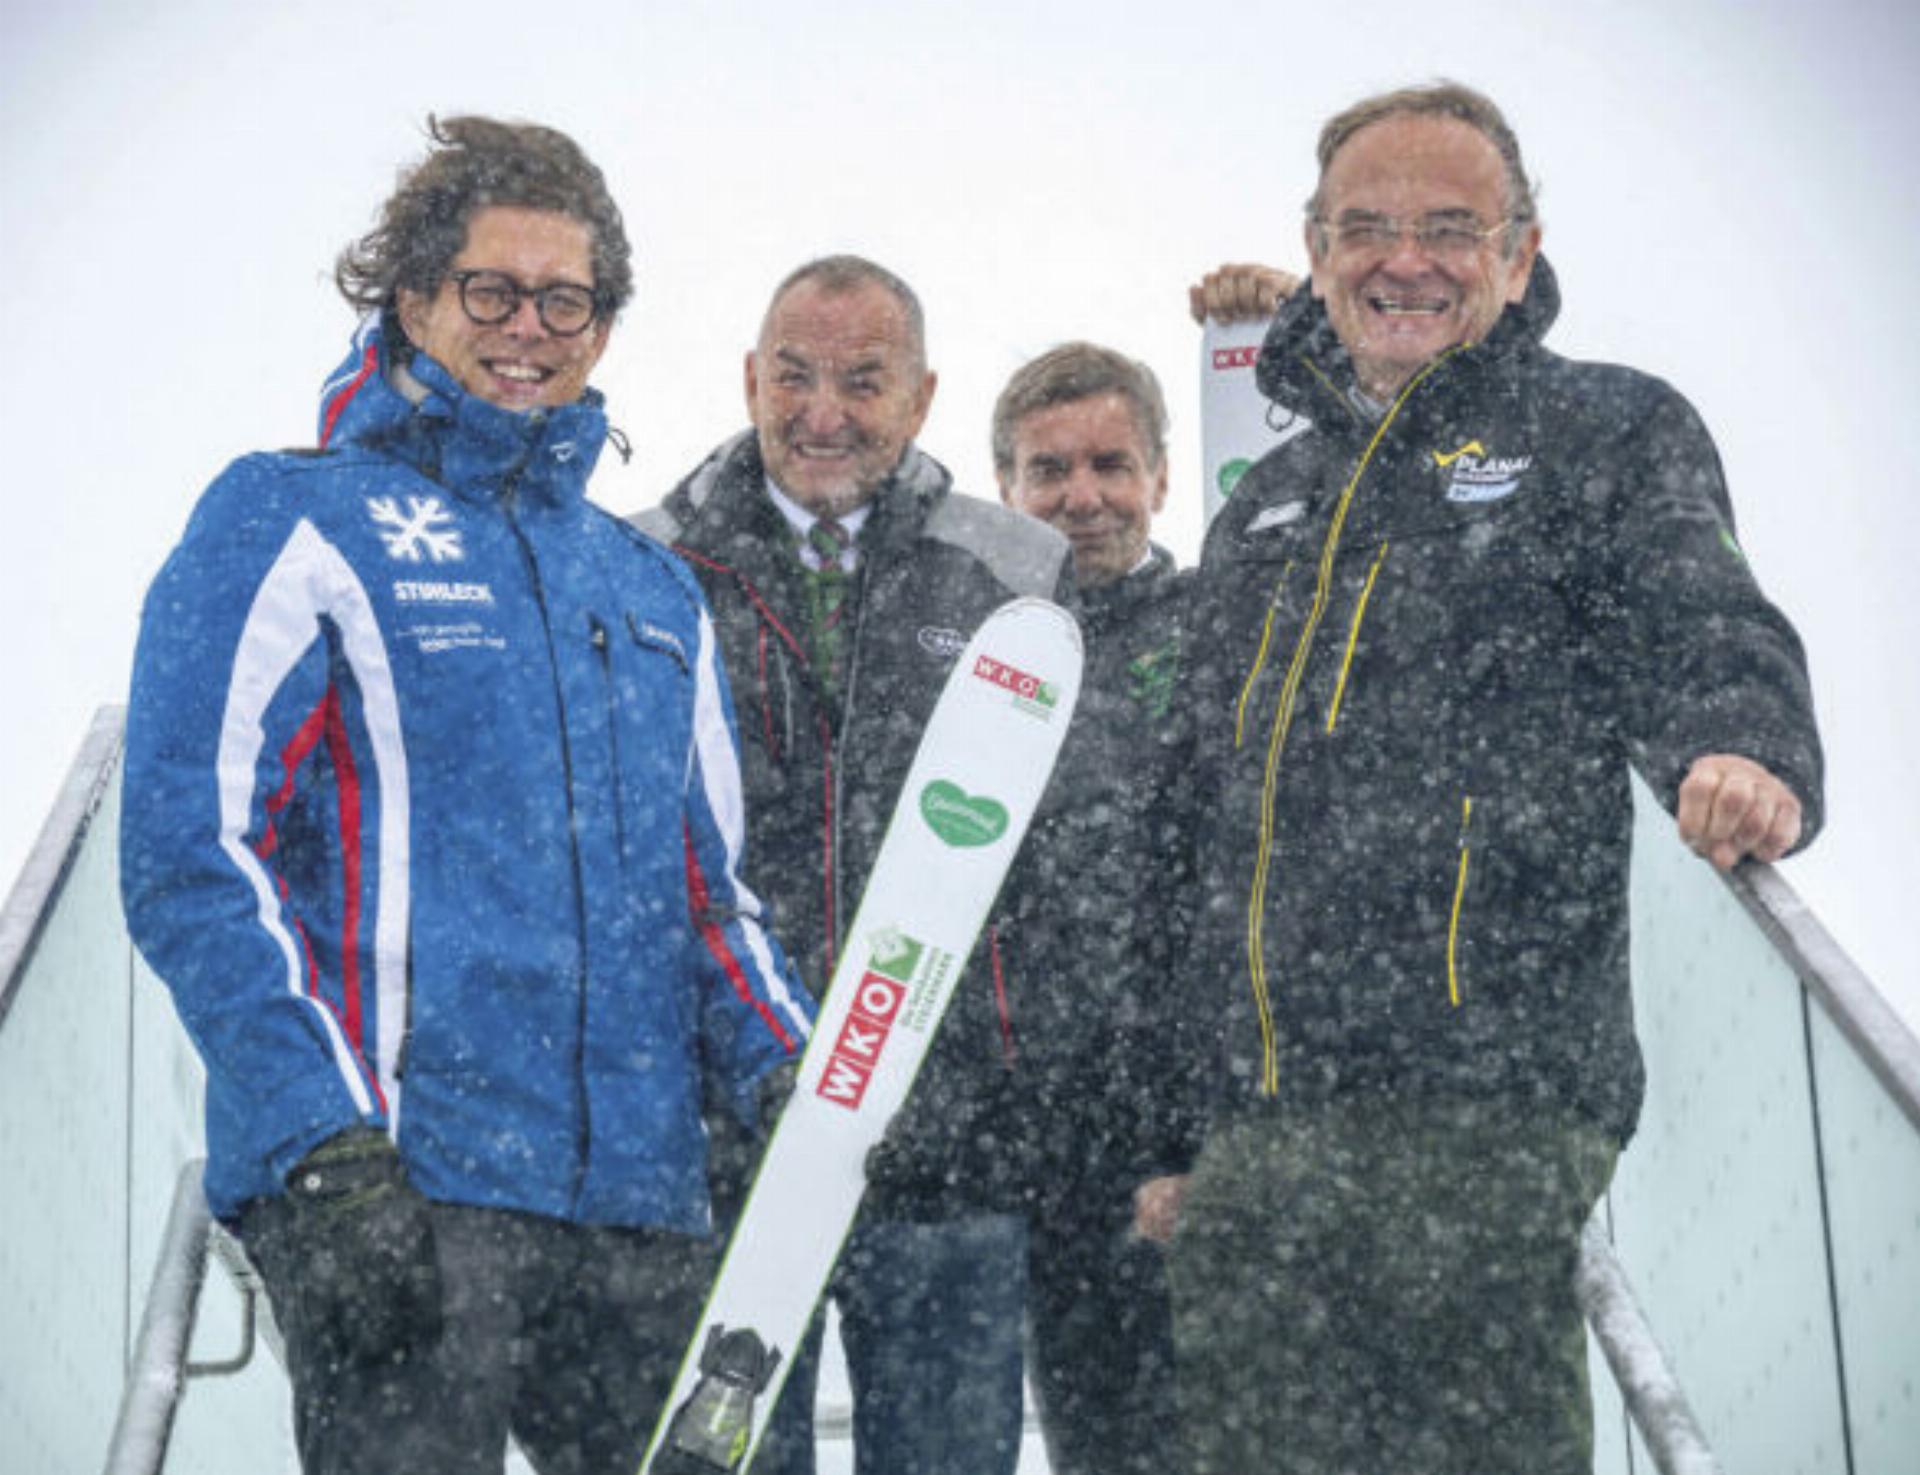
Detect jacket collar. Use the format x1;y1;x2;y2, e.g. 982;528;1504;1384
672;429;954;563
315;314;608;511
1079;542;1178;630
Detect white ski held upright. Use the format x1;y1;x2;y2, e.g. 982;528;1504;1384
642;596;1083;1475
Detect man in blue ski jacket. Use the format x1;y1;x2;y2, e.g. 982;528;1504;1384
120;116;812;1475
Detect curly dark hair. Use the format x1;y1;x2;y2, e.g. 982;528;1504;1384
335;114;633;323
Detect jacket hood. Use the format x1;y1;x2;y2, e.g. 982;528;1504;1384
1253;254;1563;412
315;314;610;506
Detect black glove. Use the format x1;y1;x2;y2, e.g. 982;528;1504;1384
282;1128;442;1366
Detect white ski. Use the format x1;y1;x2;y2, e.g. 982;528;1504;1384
642;596;1083;1475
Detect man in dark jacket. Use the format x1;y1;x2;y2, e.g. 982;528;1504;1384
991;342;1198;1475
120;117;811;1475
1156;83;1823;1475
632;256;1072;1475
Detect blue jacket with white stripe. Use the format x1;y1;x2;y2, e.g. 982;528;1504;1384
122;318;812;1230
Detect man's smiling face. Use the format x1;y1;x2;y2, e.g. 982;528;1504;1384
398;205;608;412
745;278;936;519
1307;113;1539;401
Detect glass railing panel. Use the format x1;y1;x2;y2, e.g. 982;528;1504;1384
15;717;1916;1475
1807;999;1920;1475
2;755;295;1474
112;763;296;1472
1609;777;1848;1474
128;950;297;1469
0;761;137;1474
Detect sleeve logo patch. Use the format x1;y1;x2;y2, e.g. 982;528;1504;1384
917;625;969;661
1247;499;1308;534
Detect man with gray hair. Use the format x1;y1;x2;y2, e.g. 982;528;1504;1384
1158;82;1823;1472
635;256;1072;1475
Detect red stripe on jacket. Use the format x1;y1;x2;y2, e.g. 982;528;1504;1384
256;685;384;1108
673;546;841;978
684;826;798;1054
318;339;379;449
321;688;367;1051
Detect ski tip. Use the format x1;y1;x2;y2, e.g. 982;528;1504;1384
986;594;1084;653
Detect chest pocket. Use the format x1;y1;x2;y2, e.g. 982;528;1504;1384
1359;483;1574;720
592;612;697;826
624;612;693;674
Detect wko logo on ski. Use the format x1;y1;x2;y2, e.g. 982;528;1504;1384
814;929;934;1112
972;653;1061;720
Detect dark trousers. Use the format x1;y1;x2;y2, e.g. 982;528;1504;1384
1167;1099;1616;1475
1026;1203;1183;1475
241;1199;712;1475
750;1212;1029;1475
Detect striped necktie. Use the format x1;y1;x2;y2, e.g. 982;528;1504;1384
803;518;853;697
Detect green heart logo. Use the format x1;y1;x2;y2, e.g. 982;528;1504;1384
919;780;1009;848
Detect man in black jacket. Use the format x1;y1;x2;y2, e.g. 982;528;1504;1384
633;256;1071;1475
1157;83;1823;1475
992;342;1197;1475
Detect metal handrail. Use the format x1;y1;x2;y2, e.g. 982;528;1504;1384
1728;861;1920;1135
101;1161;265;1475
102;1162;212;1475
58;715;1907;1475
1576;1217;1723;1475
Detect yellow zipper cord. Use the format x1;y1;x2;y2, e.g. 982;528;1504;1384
1324;540;1390;734
1245;351;1457;1097
1301;355;1343;405
1234;563;1292;749
1447;796;1474;1007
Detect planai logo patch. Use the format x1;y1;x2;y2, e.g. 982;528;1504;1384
1432;441;1533;504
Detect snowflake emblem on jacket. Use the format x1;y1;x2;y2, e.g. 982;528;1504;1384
367;495;464;563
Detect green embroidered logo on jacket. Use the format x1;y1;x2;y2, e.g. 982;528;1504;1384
1128;638;1182;719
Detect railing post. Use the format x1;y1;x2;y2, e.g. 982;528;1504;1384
102;1161;212;1475
1577;1217;1722;1475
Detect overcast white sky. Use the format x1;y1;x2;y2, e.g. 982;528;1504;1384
3;0;1916;1031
